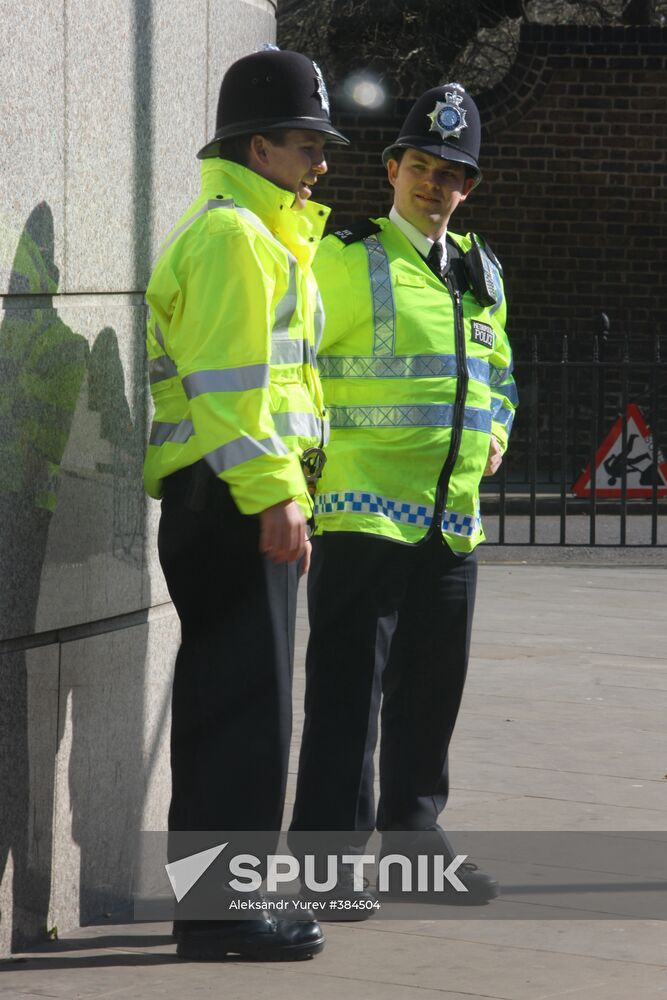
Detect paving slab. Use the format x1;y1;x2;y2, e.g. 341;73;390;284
4;564;667;999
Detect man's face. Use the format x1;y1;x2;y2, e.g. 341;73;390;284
387;148;475;239
255;129;328;203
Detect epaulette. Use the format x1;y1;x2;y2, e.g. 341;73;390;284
331;220;382;245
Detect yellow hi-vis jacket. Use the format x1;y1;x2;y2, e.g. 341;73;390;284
143;159;330;517
312;218;517;553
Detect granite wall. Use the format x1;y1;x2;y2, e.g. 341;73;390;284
0;0;276;955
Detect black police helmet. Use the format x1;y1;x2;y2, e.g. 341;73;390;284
382;83;482;183
197;48;349;158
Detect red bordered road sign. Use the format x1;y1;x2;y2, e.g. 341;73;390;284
572;403;667;498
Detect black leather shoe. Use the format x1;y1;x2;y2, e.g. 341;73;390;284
173;915;325;961
382;862;499;906
445;862;500;904
300;869;379;921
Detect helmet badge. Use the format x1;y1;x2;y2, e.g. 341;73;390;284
427;87;468;140
313;61;330;115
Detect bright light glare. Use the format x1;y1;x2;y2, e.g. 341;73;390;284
344;74;386;110
352;81;382;108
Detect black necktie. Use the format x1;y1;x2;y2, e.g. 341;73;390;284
426;241;444;278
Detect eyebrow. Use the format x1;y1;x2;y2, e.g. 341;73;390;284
410;154;460;171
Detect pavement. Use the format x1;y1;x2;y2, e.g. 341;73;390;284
2;560;667;999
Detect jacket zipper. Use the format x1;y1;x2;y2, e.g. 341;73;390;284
428;282;468;537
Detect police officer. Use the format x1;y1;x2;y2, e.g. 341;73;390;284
290;84;517;903
144;48;348;959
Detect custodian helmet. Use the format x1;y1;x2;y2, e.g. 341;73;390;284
197;48;349;158
382;83;482;182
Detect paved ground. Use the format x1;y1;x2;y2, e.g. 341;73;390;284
2;562;667;999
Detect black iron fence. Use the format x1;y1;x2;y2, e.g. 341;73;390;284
480;329;667;547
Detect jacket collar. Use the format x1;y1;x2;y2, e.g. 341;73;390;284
200;159;330;267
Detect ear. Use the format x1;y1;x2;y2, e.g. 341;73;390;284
460;175;476;200
387;158;399;189
249;134;270;165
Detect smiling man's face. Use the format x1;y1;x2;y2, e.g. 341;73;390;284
387;147;475;239
254;129;328;203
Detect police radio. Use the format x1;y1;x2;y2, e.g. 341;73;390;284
463;234;500;308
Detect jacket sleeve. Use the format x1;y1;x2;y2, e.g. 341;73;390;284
162;221;309;515
312;236;356;352
486;264;517;454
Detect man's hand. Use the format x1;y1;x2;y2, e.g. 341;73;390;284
259;499;308;564
300;539;312;578
483;435;503;477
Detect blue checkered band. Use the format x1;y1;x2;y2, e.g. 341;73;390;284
318;353;490;385
442;508;481;538
363;236;396;357
315;491;434;527
327;404;492;433
314;491;481;537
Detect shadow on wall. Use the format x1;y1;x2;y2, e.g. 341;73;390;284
0;202;150;951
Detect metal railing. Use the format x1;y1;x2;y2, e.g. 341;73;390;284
481;326;666;547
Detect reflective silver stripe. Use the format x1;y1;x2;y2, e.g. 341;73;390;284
205;433;288;474
313;289;325;352
491;380;519;405
233;204;274;241
489;361;514;386
328;404;492;433
363;236;395;356
319;354;490;384
271;339;307;365
157;199;235;259
182;365;269;398
272;411;323;439
149;355;179;384
149;420;194;446
273;259;298;340
491;398;515;430
154;321;166;352
269;339;317;368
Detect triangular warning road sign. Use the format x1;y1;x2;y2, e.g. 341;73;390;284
165;842;227;902
573;403;667;498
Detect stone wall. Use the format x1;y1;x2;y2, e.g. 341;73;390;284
320;24;667;345
0;0;276;955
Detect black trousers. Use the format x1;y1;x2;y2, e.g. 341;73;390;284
290;531;477;844
158;464;299;833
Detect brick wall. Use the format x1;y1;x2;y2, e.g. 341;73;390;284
321;24;667;347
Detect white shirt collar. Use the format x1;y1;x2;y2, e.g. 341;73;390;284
389;206;447;265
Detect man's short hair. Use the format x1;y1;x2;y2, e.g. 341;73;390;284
218;129;289;167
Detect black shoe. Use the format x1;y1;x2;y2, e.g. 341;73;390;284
382;862;499;907
300;869;379;922
446;862;500;905
173;915;325;961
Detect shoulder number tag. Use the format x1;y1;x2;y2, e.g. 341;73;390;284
471;320;495;350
